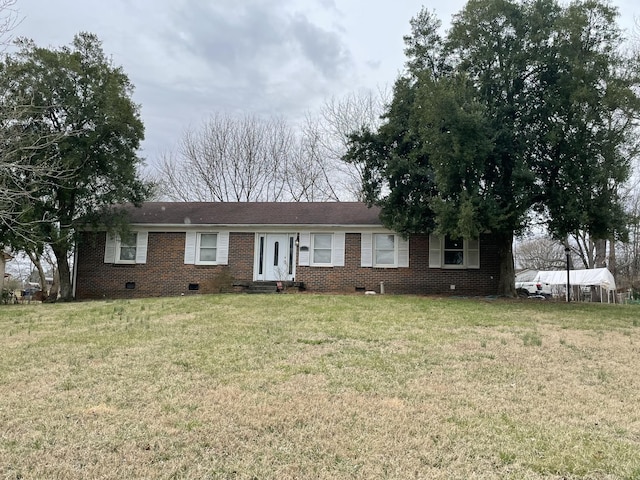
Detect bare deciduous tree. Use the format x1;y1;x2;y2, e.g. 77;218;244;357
157;89;387;203
281;118;337;201
615;181;640;290
569;232;614;270
0;0;18;48
312;88;388;200
0;129;72;234
515;235;567;271
1;1;69;245
158;114;294;201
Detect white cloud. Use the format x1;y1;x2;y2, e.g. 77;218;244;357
9;0;640;169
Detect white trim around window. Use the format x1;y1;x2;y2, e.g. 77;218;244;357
361;233;409;268
374;233;396;267
196;232;218;264
184;231;229;265
428;234;480;269
299;232;345;267
311;233;333;266
104;231;148;264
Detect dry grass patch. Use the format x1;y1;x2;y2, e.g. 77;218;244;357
1;295;639;479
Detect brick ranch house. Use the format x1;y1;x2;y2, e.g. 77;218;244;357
73;202;501;299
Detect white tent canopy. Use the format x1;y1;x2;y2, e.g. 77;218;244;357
534;268;616;291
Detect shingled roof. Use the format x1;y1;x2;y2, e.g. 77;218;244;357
124;202;383;226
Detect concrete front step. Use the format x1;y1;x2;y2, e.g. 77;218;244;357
235;281;305;294
247;282;279;294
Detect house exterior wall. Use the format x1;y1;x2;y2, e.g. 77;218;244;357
295;233;500;295
75;231;501;300
75;232;255;299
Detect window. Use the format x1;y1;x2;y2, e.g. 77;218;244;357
361;233;409;268
118;233;137;263
298;232;345;267
428;234;480;269
198;233;217;263
374;234;395;266
312;234;333;265
104;231;148;264
184;231;229;266
444;236;464;266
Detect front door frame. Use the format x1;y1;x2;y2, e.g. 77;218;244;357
253;233;297;282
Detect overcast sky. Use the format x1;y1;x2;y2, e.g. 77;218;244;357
10;0;640;173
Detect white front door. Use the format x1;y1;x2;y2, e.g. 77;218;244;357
255;234;296;281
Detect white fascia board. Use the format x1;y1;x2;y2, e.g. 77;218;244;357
124;223;390;233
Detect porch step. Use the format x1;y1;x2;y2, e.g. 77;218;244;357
247;282;280;294
240;281;306;294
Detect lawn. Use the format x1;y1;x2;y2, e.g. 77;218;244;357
1;294;639;479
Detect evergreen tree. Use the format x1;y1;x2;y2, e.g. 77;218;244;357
0;33;153;300
346;0;640;295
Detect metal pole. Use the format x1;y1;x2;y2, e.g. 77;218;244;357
565;247;571;303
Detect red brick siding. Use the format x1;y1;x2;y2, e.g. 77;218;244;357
75;231;501;299
295;233;500;296
75;232;255;299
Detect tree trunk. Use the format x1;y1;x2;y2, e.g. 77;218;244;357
48;267;60;301
0;254;5;291
26;249;48;297
594;239;607;268
52;244;73;301
608;236;616;277
496;231;516;297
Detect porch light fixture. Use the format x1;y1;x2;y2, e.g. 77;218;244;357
565;246;571;303
295;233;300;247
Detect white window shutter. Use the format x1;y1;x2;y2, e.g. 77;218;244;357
184;232;197;264
398;236;409;268
298;232;310;266
429;234;442;268
333;232;345;267
135;231;148;264
466;238;480;269
217;231;229;265
361;233;373;267
104;233;116;263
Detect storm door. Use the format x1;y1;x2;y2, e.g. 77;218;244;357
255;234;296;281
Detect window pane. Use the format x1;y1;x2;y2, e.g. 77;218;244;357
312;234;332;264
444;251;464;265
444;236;463;250
313;249;331;264
375;234;395;250
120;232;137;247
200;234;217;248
274;241;279;266
119;233;137;261
376;250;395;265
259;236;264;274
374;234;395;265
199;234;217;262
120;246;136;261
314;234;332;249
200;248;217;262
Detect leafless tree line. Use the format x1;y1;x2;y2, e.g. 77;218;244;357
517;184;640;292
156;88;387;202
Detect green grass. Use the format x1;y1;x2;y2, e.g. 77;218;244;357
1;294;639;479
